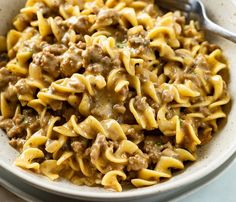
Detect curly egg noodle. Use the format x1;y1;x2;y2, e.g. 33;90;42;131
0;0;230;192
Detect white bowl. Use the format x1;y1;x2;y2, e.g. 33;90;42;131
0;0;236;201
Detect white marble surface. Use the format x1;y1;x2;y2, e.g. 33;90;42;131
1;158;236;202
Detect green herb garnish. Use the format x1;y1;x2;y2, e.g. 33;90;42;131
116;42;126;48
156;142;162;146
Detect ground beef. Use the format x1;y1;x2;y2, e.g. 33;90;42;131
90;106;110;119
127;26;149;49
199;107;211;116
32;50;61;78
96;9;119;27
43;43;67;55
22;110;40;132
198;127;212;145
114;26;127;42
71;140;87;155
0;118;14;133
60;44;83;77
190;96;204;104
126;127;144;144
165;107;177;120
23;37;41;53
107;140;119;150
28;119;40;133
133;96;149;112
82;45;106;66
0;109;41;139
129;36;150;46
32;42;68;78
150;100;160;112
60;53;80;76
87;63;103;74
9;138;26;151
161;88;174;103
194;55;210;71
0;67;18;90
90;133;107;162
90;97;114;119
127;154;148;171
67;16;91;34
0;115;27;138
54;16;68;29
83;44;120;75
53;103;81;122
143;136;161;164
15;79;33;96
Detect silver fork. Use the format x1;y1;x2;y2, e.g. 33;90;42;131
156;0;236;43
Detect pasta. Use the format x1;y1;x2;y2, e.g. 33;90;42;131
0;0;230;192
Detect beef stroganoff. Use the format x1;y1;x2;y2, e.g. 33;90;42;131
0;0;230;192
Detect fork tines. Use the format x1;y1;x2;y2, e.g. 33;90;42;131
156;0;193;12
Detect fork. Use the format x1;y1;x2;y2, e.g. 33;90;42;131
156;0;236;43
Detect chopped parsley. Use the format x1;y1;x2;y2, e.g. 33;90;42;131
116;42;126;48
156;142;162;146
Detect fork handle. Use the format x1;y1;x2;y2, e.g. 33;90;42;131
204;18;236;43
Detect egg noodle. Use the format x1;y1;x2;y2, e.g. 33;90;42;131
0;0;230;192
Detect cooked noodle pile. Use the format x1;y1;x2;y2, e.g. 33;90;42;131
0;0;230;191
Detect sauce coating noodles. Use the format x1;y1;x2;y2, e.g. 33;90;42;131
0;0;230;192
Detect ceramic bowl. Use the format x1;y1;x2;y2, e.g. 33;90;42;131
0;0;236;201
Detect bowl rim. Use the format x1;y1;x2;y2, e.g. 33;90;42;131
0;141;235;200
1;150;236;202
0;0;236;200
